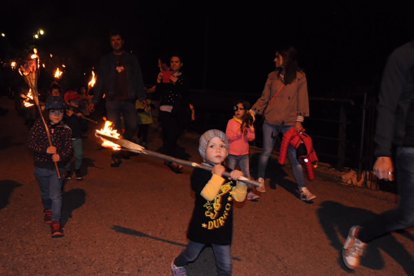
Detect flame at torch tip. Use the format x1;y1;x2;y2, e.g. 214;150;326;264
88;71;96;89
95;120;121;151
21;89;34;107
53;67;63;79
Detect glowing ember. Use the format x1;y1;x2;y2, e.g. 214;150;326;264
53;67;63;79
95;120;121;151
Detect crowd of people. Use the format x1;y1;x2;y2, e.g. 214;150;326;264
21;28;413;274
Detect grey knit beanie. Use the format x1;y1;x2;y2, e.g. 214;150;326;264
198;129;229;161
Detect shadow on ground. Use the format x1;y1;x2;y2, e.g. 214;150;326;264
318;200;414;274
112;225;186;247
112;225;241;275
0;180;22;209
61;188;86;226
250;153;302;199
0;136;24;150
81;157;102;177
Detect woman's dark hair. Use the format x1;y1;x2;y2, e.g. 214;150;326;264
276;46;299;85
170;54;184;63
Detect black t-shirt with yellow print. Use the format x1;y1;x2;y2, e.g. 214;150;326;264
187;168;236;245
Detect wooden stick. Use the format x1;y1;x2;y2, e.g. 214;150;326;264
21;62;61;178
95;132;261;187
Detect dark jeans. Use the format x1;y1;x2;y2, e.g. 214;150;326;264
174;240;232;276
137;124;149;145
106;100;137;140
159;111;184;157
65;138;83;171
359;147;414;242
106;100;137;161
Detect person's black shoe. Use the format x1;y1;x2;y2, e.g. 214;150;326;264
122;152;131;160
164;161;183;174
65;171;73;180
110;158;122;167
75;170;83;180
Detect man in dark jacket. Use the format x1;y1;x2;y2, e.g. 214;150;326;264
91;29;145;167
342;40;414;270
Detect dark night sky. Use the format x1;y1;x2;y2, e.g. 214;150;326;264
1;1;414;96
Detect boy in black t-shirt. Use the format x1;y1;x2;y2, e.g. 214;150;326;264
171;129;247;276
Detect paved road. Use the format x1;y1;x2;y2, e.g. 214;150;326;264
0;97;413;275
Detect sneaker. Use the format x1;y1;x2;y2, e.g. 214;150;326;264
171;261;187;276
165;161;184;174
65;171;72;180
110;158;122;167
247;191;260;201
342;226;367;270
299;187;316;202
51;221;64;238
122;151;131;160
75;170;83;181
256;177;266;193
43;209;52;225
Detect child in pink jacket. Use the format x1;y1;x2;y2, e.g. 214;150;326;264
226;100;259;201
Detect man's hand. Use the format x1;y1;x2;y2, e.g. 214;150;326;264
189;104;196;121
373;156;394;181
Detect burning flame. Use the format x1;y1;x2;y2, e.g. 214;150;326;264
95;120;121;151
32;48;40;69
54;67;63;79
21;89;34;107
10;61;17;70
19;49;39;76
19;59;37;76
88;70;96;90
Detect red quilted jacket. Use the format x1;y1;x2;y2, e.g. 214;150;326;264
279;128;318;180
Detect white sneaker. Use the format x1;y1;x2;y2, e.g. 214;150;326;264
342;226;367;270
299;187;316;201
256;178;266;193
171;261;187;276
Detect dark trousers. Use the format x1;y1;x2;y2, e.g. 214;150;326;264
174;241;232;276
106;100;137;161
359;147;414;242
106;100;137;139
159;111;183;157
